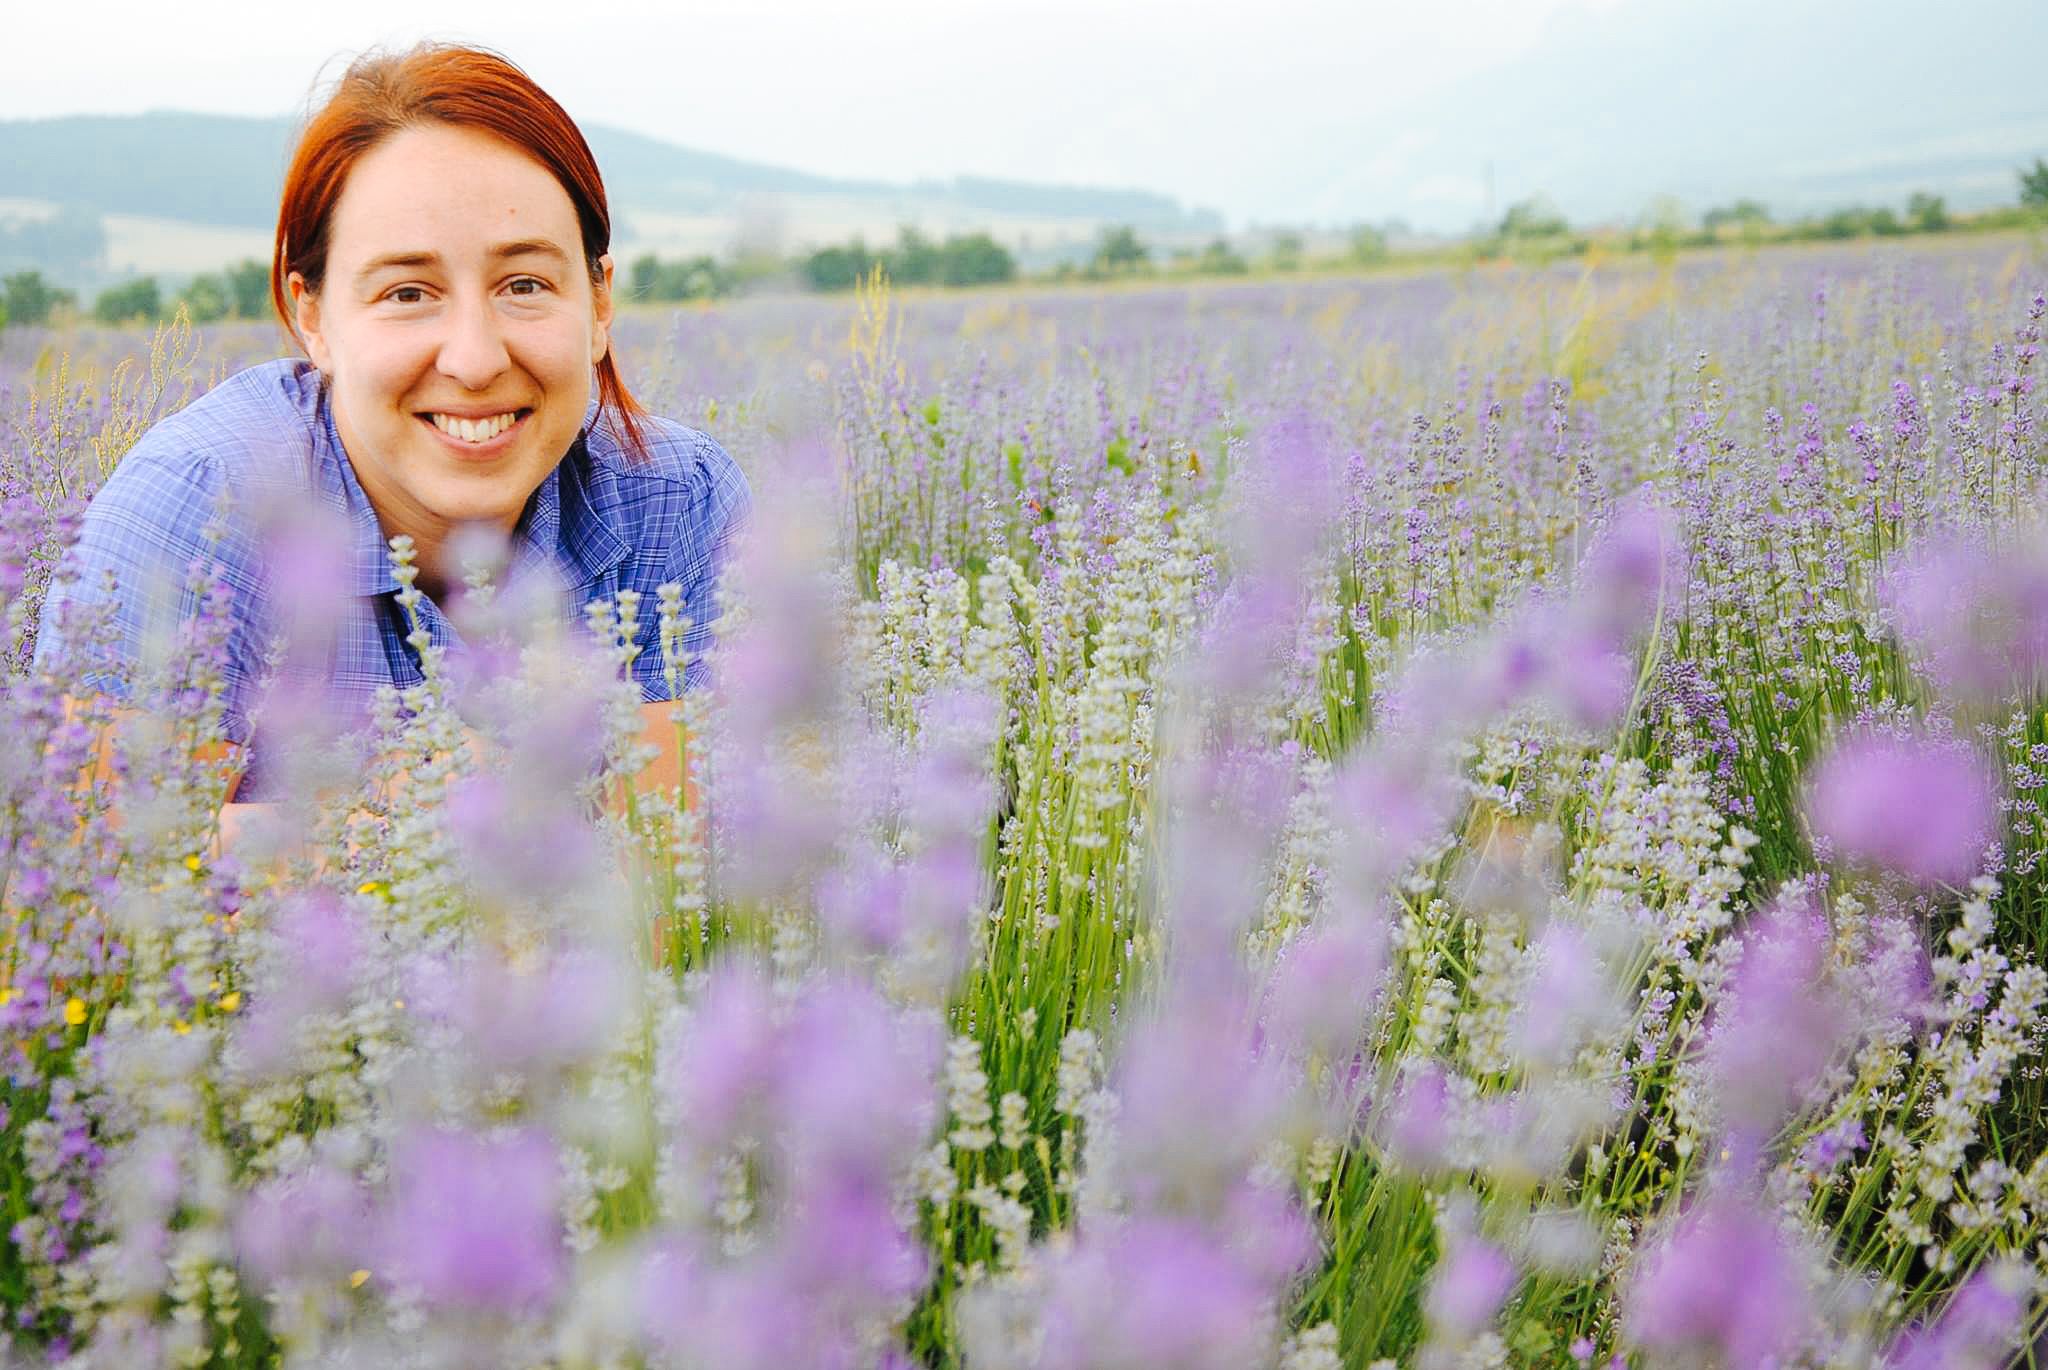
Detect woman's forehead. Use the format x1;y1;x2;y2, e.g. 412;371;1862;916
328;123;583;267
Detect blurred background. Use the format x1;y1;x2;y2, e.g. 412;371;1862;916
0;0;2045;325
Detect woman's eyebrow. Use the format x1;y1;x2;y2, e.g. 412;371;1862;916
490;239;571;268
352;240;571;286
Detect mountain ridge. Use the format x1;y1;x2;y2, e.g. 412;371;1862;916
0;110;1220;236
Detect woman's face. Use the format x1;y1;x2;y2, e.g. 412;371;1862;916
290;122;613;548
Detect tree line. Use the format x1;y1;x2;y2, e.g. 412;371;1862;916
796;228;1016;292
4;158;2046;329
0;260;271;330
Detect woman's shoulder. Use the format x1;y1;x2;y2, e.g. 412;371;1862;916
578;412;752;585
585;411;742;490
110;358;324;497
582;412;751;531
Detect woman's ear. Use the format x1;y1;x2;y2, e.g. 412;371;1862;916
288;271;332;372
591;253;615;367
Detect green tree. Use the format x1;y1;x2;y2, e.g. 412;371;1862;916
1347;225;1388;266
1906;192;1950;233
886;227;941;286
3;270;73;327
669;256;729;300
801;242;873;293
1817;207;1873;239
1091;224;1149;275
93;276;160;325
936;233;1015;287
2019;157;2048;209
226;259;271;318
1702;199;1771;232
628;252;663;300
1499;196;1570;239
1269;231;1304;272
1196;239;1248;275
177;272;231;323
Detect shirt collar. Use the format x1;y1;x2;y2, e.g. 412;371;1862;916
315;385;630;597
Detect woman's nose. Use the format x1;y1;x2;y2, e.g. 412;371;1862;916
436;293;511;390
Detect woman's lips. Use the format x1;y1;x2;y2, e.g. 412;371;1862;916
417;409;532;460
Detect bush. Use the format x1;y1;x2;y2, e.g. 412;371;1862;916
176;273;231;324
627;252;732;303
3;271;74;328
226;259;272;319
1195;239;1248;276
93;276;161;325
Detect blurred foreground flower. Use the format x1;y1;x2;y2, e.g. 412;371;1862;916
1624;1190;1817;1367
1881;531;2048;704
379;1127;564;1312
1805;732;1997;886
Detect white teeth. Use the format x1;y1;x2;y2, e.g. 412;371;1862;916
430;412;518;443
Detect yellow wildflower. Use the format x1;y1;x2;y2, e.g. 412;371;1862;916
63;998;86;1027
348;1269;371;1289
218;992;242;1014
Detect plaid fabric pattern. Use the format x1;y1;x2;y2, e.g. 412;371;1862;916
37;359;750;794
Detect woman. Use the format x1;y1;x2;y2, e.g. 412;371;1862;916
39;44;749;803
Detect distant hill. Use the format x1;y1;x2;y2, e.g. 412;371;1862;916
0;110;1221;284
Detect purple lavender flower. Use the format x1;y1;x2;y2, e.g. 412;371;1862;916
235;1164;372;1288
1032;1217;1288;1370
234;890;365;1072
1705;897;1848;1143
1880;532;2048;703
1261;917;1389;1061
443;772;604;905
1805;732;1997;885
772;1169;930;1311
1379;1060;1454;1174
1114;994;1296;1212
1425;1237;1517;1340
1797;1118;1867;1175
438;947;627;1075
771;978;942;1179
667;962;783;1150
1624;1192;1813;1366
377;1127;564;1311
1511;922;1615;1071
1883;1259;2030;1368
1575;494;1683;643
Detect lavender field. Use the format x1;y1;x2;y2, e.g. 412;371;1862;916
2;238;2047;1368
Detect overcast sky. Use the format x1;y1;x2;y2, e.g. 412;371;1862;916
6;0;2046;231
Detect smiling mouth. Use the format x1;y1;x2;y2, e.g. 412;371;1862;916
417;408;534;446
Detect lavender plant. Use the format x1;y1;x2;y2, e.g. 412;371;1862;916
0;238;2045;1368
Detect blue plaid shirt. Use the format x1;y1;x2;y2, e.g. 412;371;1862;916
38;359;750;795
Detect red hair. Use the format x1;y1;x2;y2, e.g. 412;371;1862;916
272;44;648;458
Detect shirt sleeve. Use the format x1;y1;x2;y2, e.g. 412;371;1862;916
639;432;752;698
34;447;268;745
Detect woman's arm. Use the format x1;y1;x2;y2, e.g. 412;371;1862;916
631;698;689;803
63;692;695;872
214;699;691;861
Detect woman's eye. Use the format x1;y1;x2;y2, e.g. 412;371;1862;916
387;286;427;305
507;276;547;296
